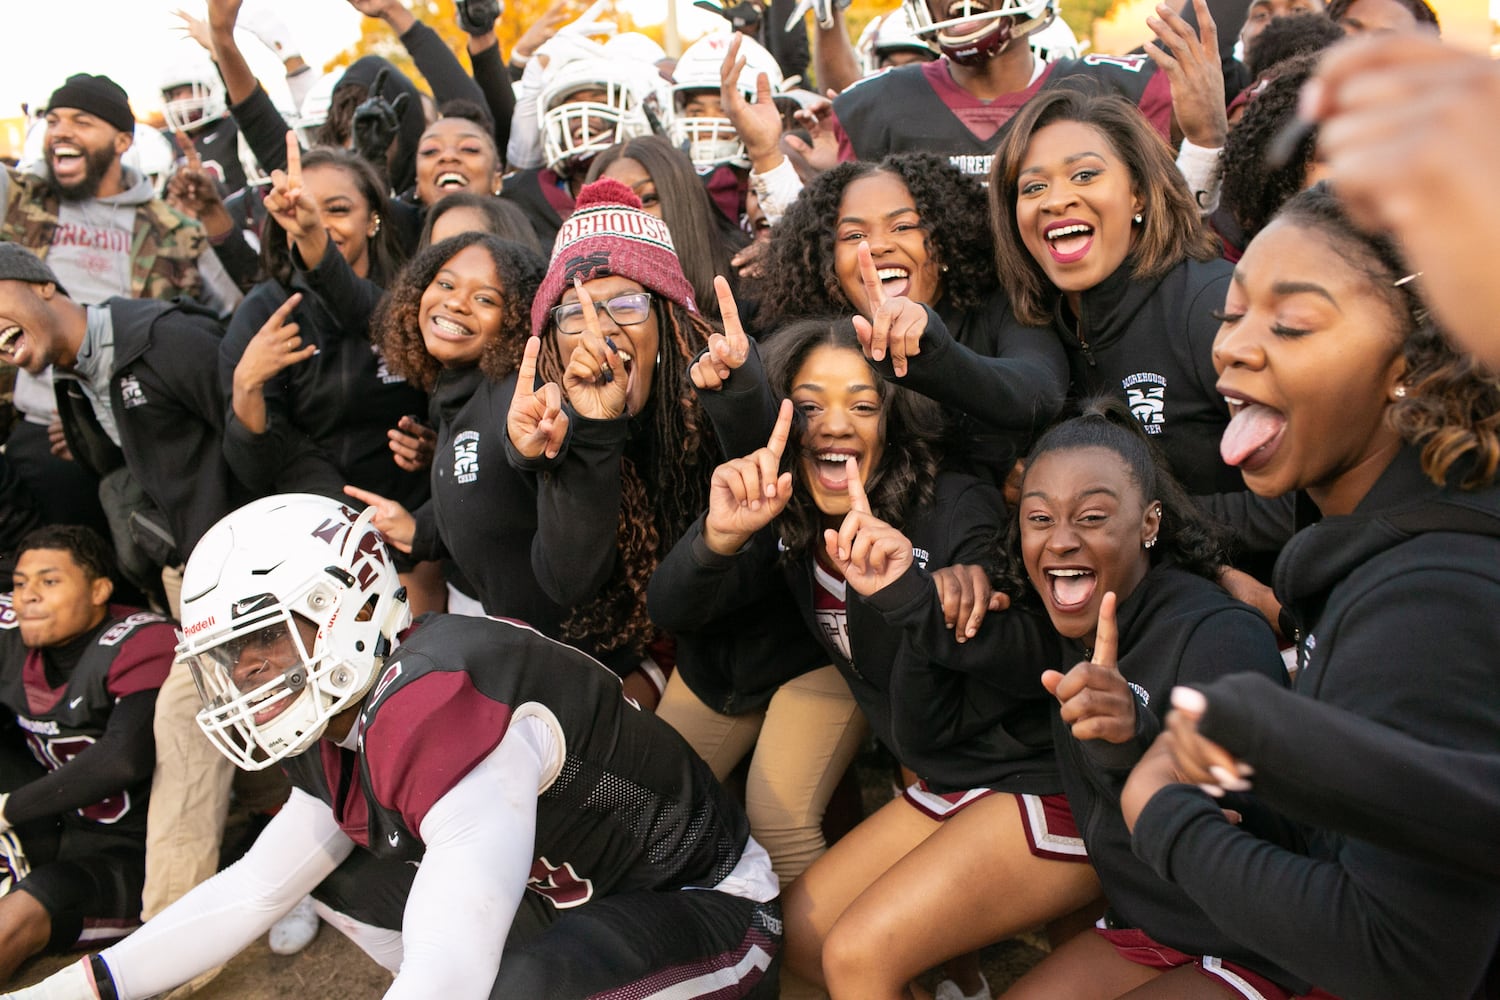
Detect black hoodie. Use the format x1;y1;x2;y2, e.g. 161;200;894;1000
1133;446;1500;1000
1054;256;1239;497
1050;564;1297;986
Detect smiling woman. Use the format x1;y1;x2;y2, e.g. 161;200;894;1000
509;177;727;698
990;90;1243;501
757;152;1068;485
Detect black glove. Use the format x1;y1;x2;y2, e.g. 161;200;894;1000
352;68;411;172
693;0;764;31
456;0;502;35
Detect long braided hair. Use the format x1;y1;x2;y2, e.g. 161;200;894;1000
537;302;718;655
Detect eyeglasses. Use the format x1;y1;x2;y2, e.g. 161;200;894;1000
551;292;654;335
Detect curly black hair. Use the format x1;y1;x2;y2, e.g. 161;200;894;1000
372;233;545;393
1220;53;1322;243
537;301;718;656
1274;186;1500;491
756;153;996;331
760;317;946;564
1244;13;1343;79
1004;397;1227;596
18;524;117;583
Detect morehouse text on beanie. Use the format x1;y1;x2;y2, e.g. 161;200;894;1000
531;177;698;338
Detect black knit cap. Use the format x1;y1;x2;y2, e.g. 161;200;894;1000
45;74;136;135
0;245;67;296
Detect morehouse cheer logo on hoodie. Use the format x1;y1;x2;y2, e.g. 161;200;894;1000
1122;372;1167;434
453;431;479;484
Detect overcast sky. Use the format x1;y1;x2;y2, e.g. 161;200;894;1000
7;2;370;120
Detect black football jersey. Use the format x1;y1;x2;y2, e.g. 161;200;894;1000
0;598;176;837
282;614;752;910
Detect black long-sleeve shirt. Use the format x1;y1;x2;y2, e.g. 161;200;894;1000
1133;446;1500;1000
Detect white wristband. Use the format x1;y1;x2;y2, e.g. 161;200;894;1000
5;957;101;999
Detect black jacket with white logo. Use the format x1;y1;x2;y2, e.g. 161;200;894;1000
56;297;244;560
1133;446;1500;999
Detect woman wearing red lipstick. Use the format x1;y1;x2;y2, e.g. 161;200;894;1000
1118;186;1500;1000
998;400;1296;1000
757;152;1068;484
652;318;1098;1000
990;90;1240;499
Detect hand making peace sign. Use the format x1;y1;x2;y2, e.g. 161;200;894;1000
852;241;929;379
507;335;571;460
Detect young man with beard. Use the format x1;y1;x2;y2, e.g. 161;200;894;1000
0;75;240;623
0;74;220;308
0;525;175;985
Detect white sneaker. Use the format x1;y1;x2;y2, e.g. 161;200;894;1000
933;973;991;1000
269;895;320;955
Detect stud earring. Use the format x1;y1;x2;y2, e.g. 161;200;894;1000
1133;212;1143;224
1144;536;1157;549
940;263;949;273
1394;385;1408;399
370;213;382;236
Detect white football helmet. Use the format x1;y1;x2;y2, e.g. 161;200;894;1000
603;32;669;67
177;494;411;771
123;125;176;197
668;33;783;172
855;9;939;76
1029;4;1082;61
538;58;671;175
292;72;342;149
160;55;228;134
901;0;1054;65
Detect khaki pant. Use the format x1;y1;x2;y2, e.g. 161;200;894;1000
142;566;235;920
656;665;867;888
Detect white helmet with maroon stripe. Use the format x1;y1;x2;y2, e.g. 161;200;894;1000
176;494;410;770
902;0;1055;65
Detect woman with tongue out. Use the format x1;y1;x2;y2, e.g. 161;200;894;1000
1113;186;1500;1000
1001;400;1296;1000
653;316;1102;1000
755;151;1068;485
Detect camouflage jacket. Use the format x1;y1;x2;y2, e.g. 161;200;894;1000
0;167;205;303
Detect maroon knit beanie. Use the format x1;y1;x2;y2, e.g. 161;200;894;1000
531;177;698;338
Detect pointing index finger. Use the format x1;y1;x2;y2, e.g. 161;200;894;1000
284;131;302;189
572;275;604;340
174;130;203;172
857;241;886;313
844;456;871;514
766;398;794;460
1092;590;1119;667
514;335;542;403
713;275;747;351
